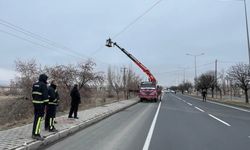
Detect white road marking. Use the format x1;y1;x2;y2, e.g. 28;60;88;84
184;95;250;113
187;102;192;106
208;114;231;126
195;107;205;112
143;102;161;150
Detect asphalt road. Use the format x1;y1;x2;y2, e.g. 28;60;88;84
45;93;250;150
44;102;158;150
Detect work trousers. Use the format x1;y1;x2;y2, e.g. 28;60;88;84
69;103;79;118
32;104;45;136
45;104;57;130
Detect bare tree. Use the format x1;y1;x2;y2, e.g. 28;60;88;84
76;60;104;90
126;66;141;98
196;71;216;97
228;63;250;103
107;66;123;100
15;59;40;100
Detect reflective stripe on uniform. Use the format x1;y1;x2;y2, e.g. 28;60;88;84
32;100;44;104
48;102;57;105
32;91;42;95
38;117;43;134
43;99;49;102
50;118;53;129
35;117;42;134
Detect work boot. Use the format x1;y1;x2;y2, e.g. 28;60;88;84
74;117;79;119
49;128;58;132
32;134;44;141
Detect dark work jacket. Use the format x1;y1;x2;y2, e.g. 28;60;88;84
32;74;49;104
48;85;60;105
70;87;81;104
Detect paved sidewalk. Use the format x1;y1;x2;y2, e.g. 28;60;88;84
0;99;139;150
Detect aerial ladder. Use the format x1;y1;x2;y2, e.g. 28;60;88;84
105;38;157;83
105;38;161;102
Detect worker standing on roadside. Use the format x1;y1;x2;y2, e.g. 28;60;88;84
45;80;59;132
68;84;81;119
32;74;49;140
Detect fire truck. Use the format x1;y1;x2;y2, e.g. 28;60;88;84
106;38;161;102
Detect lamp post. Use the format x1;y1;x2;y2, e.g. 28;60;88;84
243;0;250;65
221;0;250;64
186;53;204;80
186;53;204;94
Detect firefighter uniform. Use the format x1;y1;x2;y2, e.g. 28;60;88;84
45;82;59;132
32;74;49;140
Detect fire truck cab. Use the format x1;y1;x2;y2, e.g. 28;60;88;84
139;81;158;102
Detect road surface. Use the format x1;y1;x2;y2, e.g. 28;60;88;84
45;93;250;150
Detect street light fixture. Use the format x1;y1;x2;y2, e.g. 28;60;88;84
186;53;204;80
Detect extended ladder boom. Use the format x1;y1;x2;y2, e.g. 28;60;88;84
106;38;156;83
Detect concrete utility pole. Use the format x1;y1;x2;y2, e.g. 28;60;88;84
121;67;127;99
215;59;218;98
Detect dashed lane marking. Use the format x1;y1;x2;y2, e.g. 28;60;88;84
208;114;231;127
187;102;192;106
195;106;205;112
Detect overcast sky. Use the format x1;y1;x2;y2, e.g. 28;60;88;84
0;0;249;86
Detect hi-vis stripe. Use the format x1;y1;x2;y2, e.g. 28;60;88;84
50;118;53;129
32;100;44;104
32;99;49;103
32;91;42;95
48;102;57;105
35;117;42;134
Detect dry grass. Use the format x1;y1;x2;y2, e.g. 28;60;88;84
0;94;134;131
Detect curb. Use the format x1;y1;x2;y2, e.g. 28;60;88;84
14;100;139;150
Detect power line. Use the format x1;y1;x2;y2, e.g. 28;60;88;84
0;19;112;65
112;0;163;39
155;62;214;75
0;29;86;60
0;19;89;60
91;0;164;56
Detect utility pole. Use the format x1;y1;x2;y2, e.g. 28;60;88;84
215;59;218;99
121;67;127;99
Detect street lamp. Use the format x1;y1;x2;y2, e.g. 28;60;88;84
186;53;204;80
221;0;250;64
243;0;250;65
186;53;204;95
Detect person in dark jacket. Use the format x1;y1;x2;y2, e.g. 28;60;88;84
45;80;59;132
32;74;49;140
68;84;81;119
202;89;207;102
